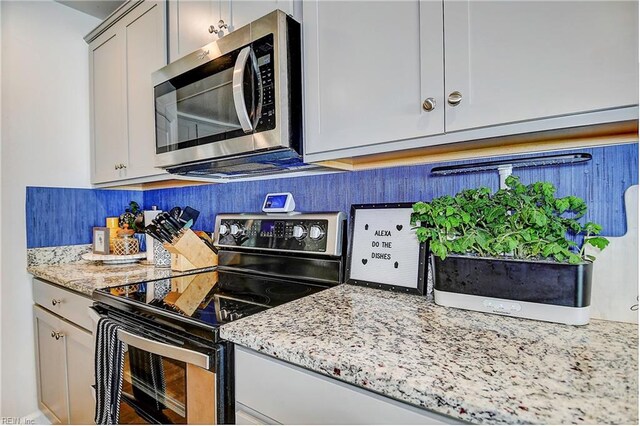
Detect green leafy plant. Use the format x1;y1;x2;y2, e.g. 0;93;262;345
410;175;609;264
119;201;143;232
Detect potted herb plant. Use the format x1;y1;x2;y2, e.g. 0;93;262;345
411;175;609;325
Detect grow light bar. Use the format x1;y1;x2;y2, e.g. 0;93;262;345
430;153;592;176
430;153;592;189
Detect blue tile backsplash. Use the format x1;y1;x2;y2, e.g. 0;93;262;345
26;188;143;248
26;143;638;248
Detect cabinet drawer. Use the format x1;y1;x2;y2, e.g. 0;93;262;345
33;279;93;331
235;347;459;424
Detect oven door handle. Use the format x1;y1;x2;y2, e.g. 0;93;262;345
117;328;211;370
232;45;262;133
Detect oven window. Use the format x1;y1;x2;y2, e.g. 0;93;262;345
120;346;187;424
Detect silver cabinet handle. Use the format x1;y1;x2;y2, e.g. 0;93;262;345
447;91;463;106
121;164;126;169
232;46;262;133
51;299;62;306
422;98;436;112
218;19;228;30
51;331;64;340
114;164;119;170
208;25;218;34
117;329;210;370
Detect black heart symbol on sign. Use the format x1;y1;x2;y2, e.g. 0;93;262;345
394;261;399;269
396;224;403;231
362;259;368;265
365;224;369;230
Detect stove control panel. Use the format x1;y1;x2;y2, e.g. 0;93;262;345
214;212;345;256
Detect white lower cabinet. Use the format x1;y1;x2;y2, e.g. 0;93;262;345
33;280;94;425
234;346;459;425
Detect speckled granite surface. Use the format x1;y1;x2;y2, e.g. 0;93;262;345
27;244;92;266
28;260;214;296
221;284;638;425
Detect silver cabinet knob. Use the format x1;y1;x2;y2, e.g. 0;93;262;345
218;19;228;30
121;164;126;169
422;98;436;112
447;91;463;106
114;164;119;170
51;299;62;306
208;25;219;34
51;331;64;340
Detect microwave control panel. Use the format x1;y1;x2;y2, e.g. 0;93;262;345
254;34;276;133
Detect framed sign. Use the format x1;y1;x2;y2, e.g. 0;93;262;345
93;227;110;255
346;203;427;295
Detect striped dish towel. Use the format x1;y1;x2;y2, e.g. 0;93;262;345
94;317;125;425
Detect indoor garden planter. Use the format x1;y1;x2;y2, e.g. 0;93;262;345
411;176;608;325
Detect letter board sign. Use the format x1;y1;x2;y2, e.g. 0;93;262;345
346;203;427;295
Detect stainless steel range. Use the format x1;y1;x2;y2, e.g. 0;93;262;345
92;212;346;424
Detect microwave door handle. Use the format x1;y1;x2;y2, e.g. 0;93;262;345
232;46;259;133
117;328;211;370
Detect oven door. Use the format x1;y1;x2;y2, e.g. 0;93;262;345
89;308;219;424
154;34;275;169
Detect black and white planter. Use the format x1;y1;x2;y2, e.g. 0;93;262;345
431;254;592;325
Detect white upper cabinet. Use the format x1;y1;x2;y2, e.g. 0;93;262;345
90;30;128;183
228;0;294;32
125;2;167;178
303;0;638;161
168;0;293;63
168;0;222;62
88;1;167;185
443;0;639;132
303;1;445;155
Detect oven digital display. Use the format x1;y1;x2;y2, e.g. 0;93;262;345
260;221;275;233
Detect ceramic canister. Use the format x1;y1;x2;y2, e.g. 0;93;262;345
153;239;171;268
144;207;162;262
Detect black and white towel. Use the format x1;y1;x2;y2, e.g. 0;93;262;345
94;317;126;425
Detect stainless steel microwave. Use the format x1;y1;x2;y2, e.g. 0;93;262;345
152;10;305;178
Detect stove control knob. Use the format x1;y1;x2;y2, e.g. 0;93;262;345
292;225;307;240
219;223;229;236
309;225;325;240
230;223;244;237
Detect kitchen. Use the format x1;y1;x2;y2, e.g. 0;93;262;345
0;0;638;424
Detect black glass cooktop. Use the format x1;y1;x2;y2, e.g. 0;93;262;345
94;270;328;329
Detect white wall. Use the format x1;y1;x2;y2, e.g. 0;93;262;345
0;0;98;418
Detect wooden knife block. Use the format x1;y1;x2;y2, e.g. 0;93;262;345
163;229;217;271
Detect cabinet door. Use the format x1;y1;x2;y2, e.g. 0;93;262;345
168;0;219;62
124;1;168;179
34;306;69;424
303;1;444;155
64;321;94;425
444;1;639;132
90;29;128;183
228;0;293;32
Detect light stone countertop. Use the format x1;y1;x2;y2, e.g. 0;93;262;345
28;261;214;296
220;284;638;425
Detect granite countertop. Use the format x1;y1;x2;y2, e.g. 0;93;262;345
28;261;214;296
221;284;638;425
